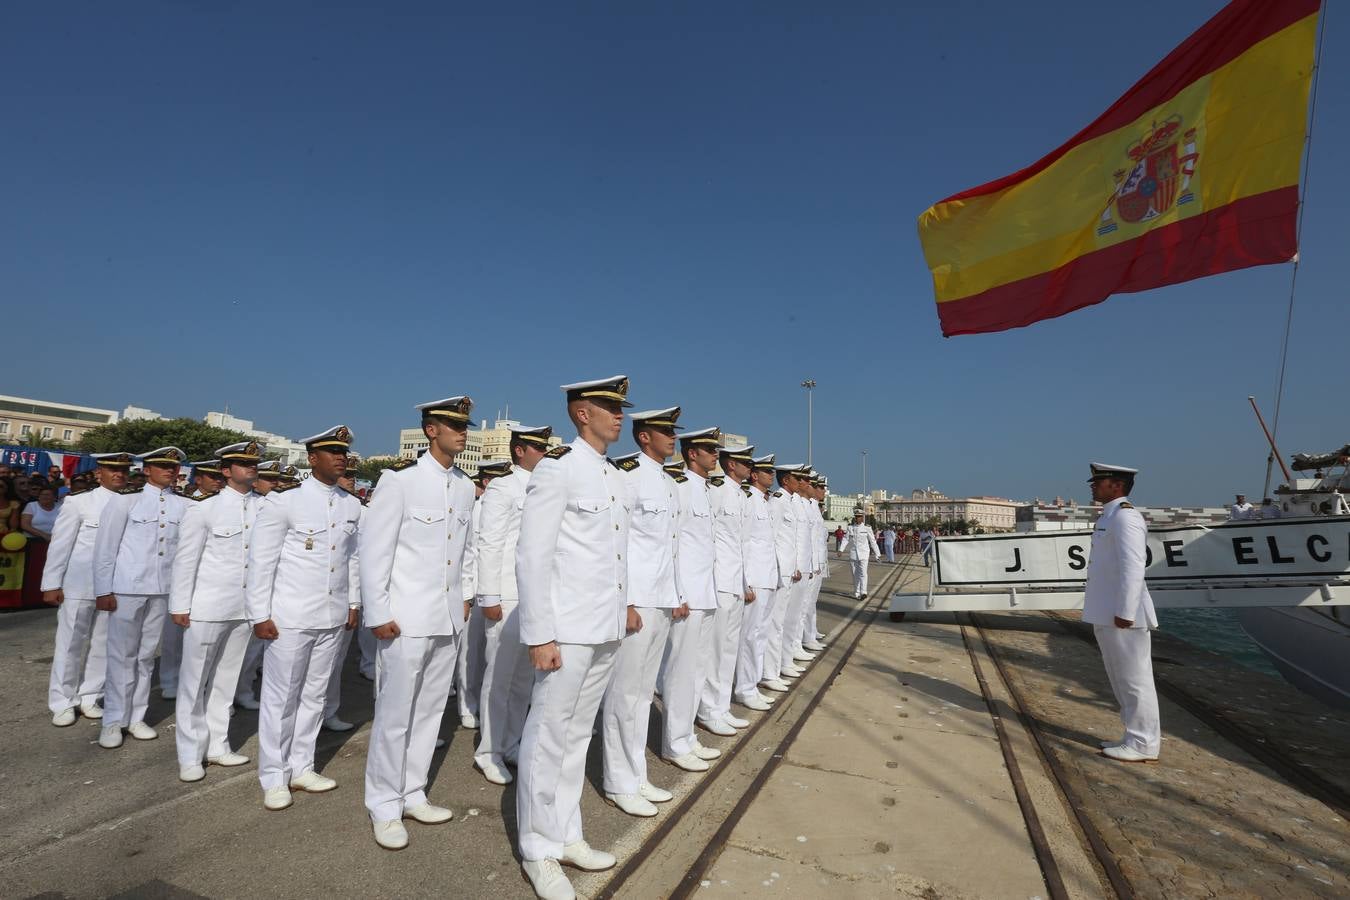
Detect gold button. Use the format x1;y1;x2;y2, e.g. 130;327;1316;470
446;560;453;566
330;545;336;550
614;525;619;531
160;523;165;528
617;554;622;560
330;567;335;572
158;551;164;556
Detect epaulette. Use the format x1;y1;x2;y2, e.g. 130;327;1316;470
741;484;752;496
180;491;210;502
273;481;303;494
668;473;688;484
387;458;417;472
545;445;572;460
1120;501;1134;509
708;475;725;488
613;456;639;472
118;486;144;495
772;490;783;498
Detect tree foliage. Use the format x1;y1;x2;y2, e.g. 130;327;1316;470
78;418;253;461
351;457;399;484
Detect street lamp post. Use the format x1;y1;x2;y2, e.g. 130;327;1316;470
801;379;816;466
861;449;868;499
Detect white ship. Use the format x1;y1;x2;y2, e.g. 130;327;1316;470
1236;445;1350;709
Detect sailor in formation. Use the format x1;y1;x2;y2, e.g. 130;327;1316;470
169;441;263;782
360;397;477;850
245;426;363;811
600;406;683;817
840;507;881;599
93;446;190;748
1083;463;1161;763
515;376;634;900
42;452;133;726
234;459;281;709
319;456;366;734
762;464;803;692
473;425;554;786
456;459;509;729
698;443;755;736
798;472;828;650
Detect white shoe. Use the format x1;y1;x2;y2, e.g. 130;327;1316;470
160;688;177;700
737;694;771;711
761;679;790;693
373;819;409;850
605;792;658;817
460;713;478;729
98;725;123;748
235;695;260;710
692;742;722;761
403;802;453;824
179;764;205;783
321;715;354;732
1102;744;1158;763
814;632;826;640
779;669;800;680
665;752;710;772
79;701;104;720
52;707;77;727
478;760;513;785
698;717;736;736
207;751;250;767
791;650;815;662
127;721;157;741
522;859;575;900
1098;738;1124;749
561;840;616;871
724;713;750;728
289;770;337;793
803;641;826;652
263;787;293;811
639;781;673;803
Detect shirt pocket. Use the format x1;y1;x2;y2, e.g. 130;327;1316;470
292;523;326;546
571;498;610;515
342;520;359;535
212;524;244;540
408;507;446;526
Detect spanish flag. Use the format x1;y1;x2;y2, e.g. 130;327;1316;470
918;0;1319;337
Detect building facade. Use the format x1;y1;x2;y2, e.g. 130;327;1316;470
0;394;119;445
397;417;563;477
874;487;1022;532
1015;500;1230;531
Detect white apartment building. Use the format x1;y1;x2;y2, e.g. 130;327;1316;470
875;487;1022;532
0;394;119;445
204;411;309;465
398;416;562;477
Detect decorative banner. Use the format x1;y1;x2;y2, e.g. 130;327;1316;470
935;517;1350;586
0;445;97;477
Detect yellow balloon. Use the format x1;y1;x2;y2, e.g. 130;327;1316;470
1;532;27;552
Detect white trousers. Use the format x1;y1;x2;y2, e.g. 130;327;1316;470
662;609;711;757
257;626;341;790
699;591;744;723
1094;625;1162;755
47;597;108;713
175;619;250;765
800;573;822;644
365;633;458;821
324;624;354;720
517;641;619;862
735;587;776;698
104;594;166;728
778;579;807;668
762;582;792;680
883;542;895;563
455;605;485;717
850;558;869;596
357;616;377;679
159;614;184;693
601;607;673;795
235;635;266;704
474;601;534;770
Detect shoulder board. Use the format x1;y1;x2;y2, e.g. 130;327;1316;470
740;484;752;496
118;486;144;495
772;490;783;498
387;458;417;472
181;491;210;502
272;481;303;494
1120;501;1134;509
708;475;725;488
670;473;688;484
545;446;572;460
613;456;639;472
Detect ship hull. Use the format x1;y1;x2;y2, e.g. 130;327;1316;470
1236;605;1350;709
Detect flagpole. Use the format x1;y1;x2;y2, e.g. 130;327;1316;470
1265;0;1330;499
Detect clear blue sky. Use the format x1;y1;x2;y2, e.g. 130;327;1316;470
5;1;1346;506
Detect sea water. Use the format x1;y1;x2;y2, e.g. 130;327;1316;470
1157;607;1280;677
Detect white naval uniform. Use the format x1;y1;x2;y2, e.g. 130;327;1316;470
840;522;881;598
455;500;485;720
665;468;714;757
324;502;365;722
245;477;362;790
1229;501;1254;521
169;486;258;766
800;498;826;644
777;491;813;667
601;454;680;796
515;438;632;863
41;486;114;715
360;453;476;822
735;483;779;698
93;484;188;728
1082;496;1161;756
699;477;748;726
474;466;535;772
763;488;801;681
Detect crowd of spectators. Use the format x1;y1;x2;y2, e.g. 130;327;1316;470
0;463;109;608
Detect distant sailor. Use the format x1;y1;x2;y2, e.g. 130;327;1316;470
474;426;554;786
169;441;263;782
42;452;133;727
840;508;880;600
361;397;476;850
246;426;362;811
733;453;780;709
1083;463;1161;763
92;446;189;748
1229;493;1254;521
515;376;633;900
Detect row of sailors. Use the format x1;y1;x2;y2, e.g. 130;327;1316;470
41;377;833;900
